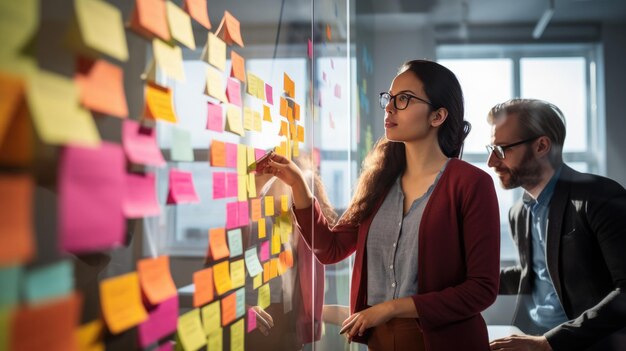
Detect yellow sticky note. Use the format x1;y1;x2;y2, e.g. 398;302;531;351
207;329;223;351
236;144;247;175
252;273;262;289
255;77;265;100
212;260;232;295
264;196;275;217
271;232;281;255
230;318;244;351
152;39;185;81
71;0;128;61
262;105;272;122
205;32;226;71
297;125;304;142
279;215;292;244
257;218;266;238
76;319;103;350
229;259;245;289
242;107;254;131
258;284;270;309
293;140;300;157
27;70;100;147
0;0;39;54
280;195;289;213
237;175;247;201
284;73;295;98
253;111;262;132
205;67;227;102
246;146;255;172
201;301;221;335
143;81;178;123
99;272;148;334
247;173;257;198
165;1;196;49
225;106;244;137
177;309;207;351
246;73;257;97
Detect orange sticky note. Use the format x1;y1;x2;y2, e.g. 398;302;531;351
143;82;177;123
278;252;287;275
293;103;300;121
100;272;148;334
289;122;297;141
193;267;214;307
230;50;246;82
262;105;272;122
183;0;211;30
137;255;177;305
283;73;295;98
250;199;262;221
0;174;35;265
209;228;230;261
212;260;232;296
279;97;287;117
0;72;33;167
11;293;81;351
284;248;294;268
1;71;25;142
129;0;170;41
296;125;304;142
210;140;226;167
216;10;244;47
220;292;236;326
262;262;270;283
326;24;332;40
279;121;288;137
75;57;128;118
269;258;278;279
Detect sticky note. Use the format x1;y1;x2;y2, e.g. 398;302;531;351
271;232;281;255
238;201;250;227
265;83;274;105
201;301;221;334
227;229;243;257
24;260;73;304
166;169;200;204
216;10;244;47
297;125;305;142
252;273;262;289
239;174;249;200
226;142;237;168
129;0;170;40
289;122;297;141
220;292;236;326
264;196;275;216
100;272;148;334
231;318;244;350
334;83;341;98
76;319;104;350
27;70;100;147
259;241;270;262
226;173;238;198
75;57;128;118
205;67;227;102
171;127;194;162
183;0;211;30
279;120;288;137
326;24;332;40
230;260;245;289
255;77;265;100
279;97;287;117
284;73;295;98
10;293;80;351
247;308;257;332
253;111;262;131
257;218;266;239
212;260;232;295
236;144;247;175
0;0;39;54
208;228;229;260
0;72;33;168
210;140;226;167
193;267;214;307
203;32;226;72
124;172;161;218
262;105;272;122
257;284;270;309
122;120;165;167
235;288;245;318
143;81;178;123
165;1;195;49
59;143;125;254
281;195;289;212
246;146;255;174
225;106;244;137
207;329;223;351
243;107;253;131
177;309;206;351
250;199;262;221
230;50;246;82
307;38;312;58
246;73;257;97
206;102;223;132
294;103;300;121
269;258;278;279
153;39;185;81
0;266;22;308
226;78;242;106
212;172;226;199
263;262;270;283
137;296;178;348
0;175;35;265
226;202;239;229
137;256;177;305
244;247;263;277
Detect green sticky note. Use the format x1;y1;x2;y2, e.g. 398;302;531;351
171;127;194;162
24;260;73;303
0;266;22;308
0;0;39;55
0;308;10;351
73;0;128;61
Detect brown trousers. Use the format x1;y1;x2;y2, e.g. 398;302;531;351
367;318;426;351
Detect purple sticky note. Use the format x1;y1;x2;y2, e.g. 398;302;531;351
137;296;178;348
206;102;223;132
124;172;161;218
334;84;341;98
213;172;226;199
307;39;312;59
247;308;257;332
122;120;165;167
259;241;270;262
226;202;239;229
226;142;237;168
226;78;242;107
166;169;200;204
264;83;273;105
226;172;238;198
238;201;249;227
59;142;126;254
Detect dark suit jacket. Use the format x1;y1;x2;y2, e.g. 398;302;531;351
499;165;626;351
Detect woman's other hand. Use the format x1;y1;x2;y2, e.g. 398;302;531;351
250;306;274;336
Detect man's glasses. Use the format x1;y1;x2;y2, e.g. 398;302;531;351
486;137;540;159
379;92;433;110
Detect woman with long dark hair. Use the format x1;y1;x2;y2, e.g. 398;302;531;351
263;60;500;350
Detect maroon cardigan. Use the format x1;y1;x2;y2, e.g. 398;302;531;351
293;159;500;351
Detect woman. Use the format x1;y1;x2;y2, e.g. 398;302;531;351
263;60;500;350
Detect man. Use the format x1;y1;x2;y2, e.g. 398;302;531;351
486;99;626;351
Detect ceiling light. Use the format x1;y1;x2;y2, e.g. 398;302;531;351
532;0;555;39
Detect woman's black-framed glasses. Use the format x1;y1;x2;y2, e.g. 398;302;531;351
486;136;540;160
379;92;433;110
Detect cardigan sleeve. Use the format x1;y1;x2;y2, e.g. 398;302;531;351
292;198;359;264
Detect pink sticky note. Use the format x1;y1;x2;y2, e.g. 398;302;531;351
226;202;238;229
137;296;178;348
264;83;273;105
122;120;165;167
330;59;334;69
206;102;223;132
213;172;226;199
166;169;200;204
238;201;249;227
226;173;238;198
124;172;161;218
226;142;237;168
307;39;312;59
259;241;269;262
254;148;265;161
156;343;174;351
334;84;341;98
247;308;257;332
59;142;126;254
226;78;242;107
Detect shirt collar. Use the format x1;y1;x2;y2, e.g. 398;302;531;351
523;165;563;206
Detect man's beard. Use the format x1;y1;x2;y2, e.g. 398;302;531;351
496;148;543;190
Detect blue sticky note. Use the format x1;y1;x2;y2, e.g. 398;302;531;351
227;229;243;257
24;260;73;303
0;265;22;308
235;288;245;319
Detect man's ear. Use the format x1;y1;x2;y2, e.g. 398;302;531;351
535;136;552;157
431;107;448;127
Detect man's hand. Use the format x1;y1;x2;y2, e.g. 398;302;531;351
490;334;552;351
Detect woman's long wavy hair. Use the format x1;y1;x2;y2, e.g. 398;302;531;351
339;60;470;226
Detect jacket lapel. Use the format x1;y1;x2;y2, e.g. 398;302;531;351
546;166;572;302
